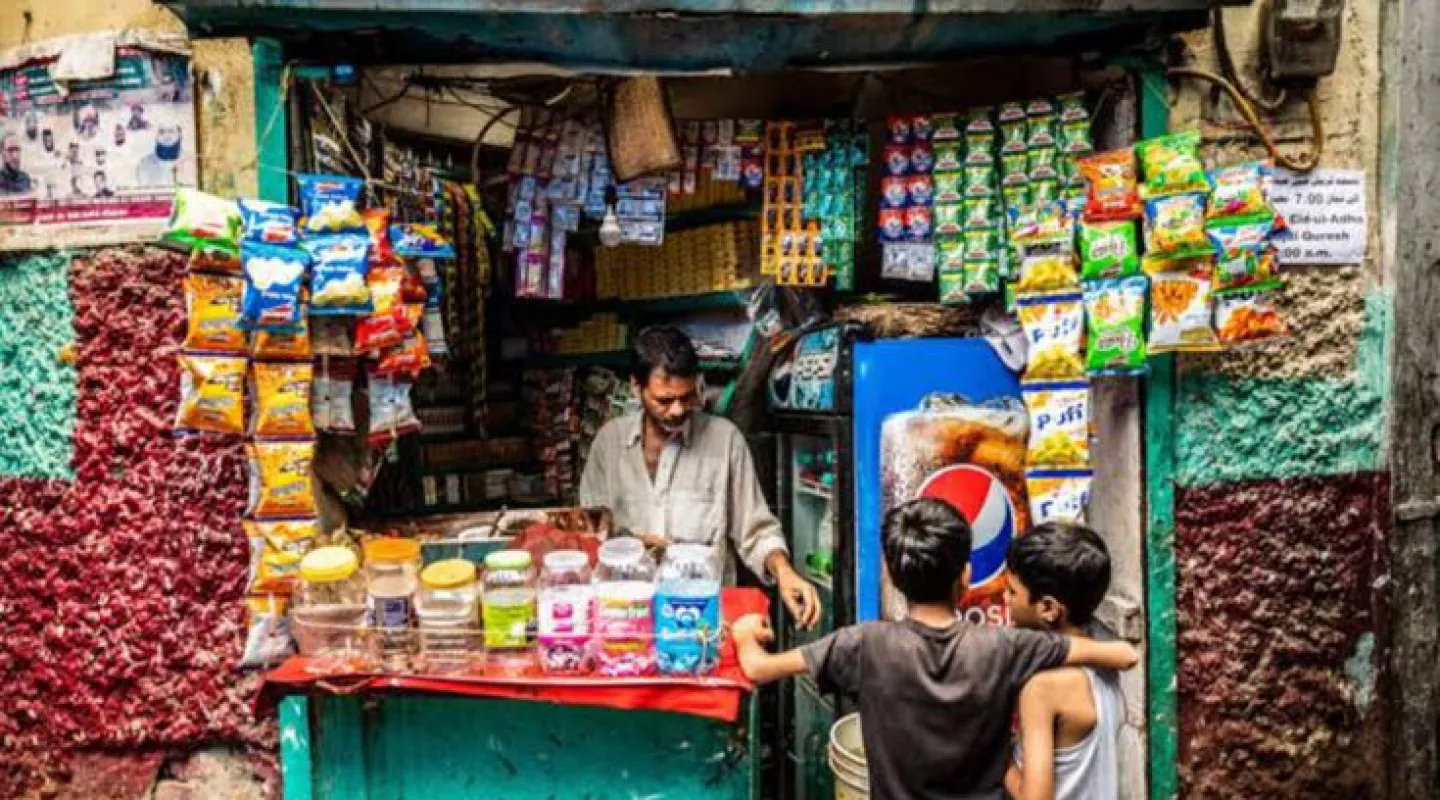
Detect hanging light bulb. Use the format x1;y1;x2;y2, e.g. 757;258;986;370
598;185;622;248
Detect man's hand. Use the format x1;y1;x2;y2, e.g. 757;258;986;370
638;532;670;559
775;563;822;630
731;613;774;648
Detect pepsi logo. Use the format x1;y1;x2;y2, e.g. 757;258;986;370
917;464;1017;589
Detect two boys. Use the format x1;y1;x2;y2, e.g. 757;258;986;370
732;498;1130;800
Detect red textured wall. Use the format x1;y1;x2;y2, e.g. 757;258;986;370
0;248;272;797
1175;473;1390;799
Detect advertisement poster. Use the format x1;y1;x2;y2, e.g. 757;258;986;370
879;394;1030;626
0;47;195;250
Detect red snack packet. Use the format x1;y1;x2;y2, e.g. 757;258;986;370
1077;150;1142;222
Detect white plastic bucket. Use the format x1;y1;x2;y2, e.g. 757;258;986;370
828;713;868;800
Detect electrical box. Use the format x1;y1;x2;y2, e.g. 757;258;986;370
1265;0;1345;81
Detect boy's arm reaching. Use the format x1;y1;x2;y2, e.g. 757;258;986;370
1063;636;1139;671
732;613;809;685
1007;676;1060;800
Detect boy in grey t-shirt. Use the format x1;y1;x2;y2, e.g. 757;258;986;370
731;498;1138;800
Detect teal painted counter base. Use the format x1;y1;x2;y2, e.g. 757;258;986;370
279;693;761;800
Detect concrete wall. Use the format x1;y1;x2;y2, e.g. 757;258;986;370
0;3;268;799
1167;3;1392;798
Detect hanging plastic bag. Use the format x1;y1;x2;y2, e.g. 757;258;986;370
239;199;300;245
250;361;316;439
162;188;241;251
303;234;372;315
368;373;421;445
246;439;318;519
297;173;366;235
241;241;308;331
313;358;357;434
239;594;295;669
311;316;355;357
183;273;246;354
175;353;247;435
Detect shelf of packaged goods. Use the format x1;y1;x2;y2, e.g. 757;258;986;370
795;481;833;502
508;289;752;317
518;352;740;371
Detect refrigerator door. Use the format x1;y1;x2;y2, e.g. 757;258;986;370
852;338;1022;622
778;430;841;648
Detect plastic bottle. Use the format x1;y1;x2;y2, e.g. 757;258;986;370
537;550;595;675
482;549;537;674
416;558;480;675
365;538;421;671
293;546;368;672
654;544;723;676
593;537;656;677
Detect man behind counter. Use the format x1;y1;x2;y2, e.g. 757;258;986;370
580;325;821;628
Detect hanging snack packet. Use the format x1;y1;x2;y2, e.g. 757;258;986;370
1010;201;1073;249
245;519;318;595
934;172;964;204
1022;381;1091;467
354;265;413;352
1083;276;1148;375
1018;292;1086;382
183;273;246;354
962;258;1002;294
1076;150;1142;221
1016;250;1080;295
390;223;457;259
304;234;372;315
1027;469;1093;526
1058;92;1089;123
311;316;354;357
999;103;1028;153
1144;192;1210;259
239;594;294;669
313;358;357;434
933;112;963;141
1149;269;1220;353
175;353;247;435
937;238;965;272
362;208;395;264
1213;246;1278;293
1206;214;1275;255
240;242;308;331
239;199;300;245
297;174;365;235
368;373;421;444
1207;161;1275;221
162;188;241;251
374;330;431;379
1215;282;1288;345
246;439;317;519
250;361;315;439
251;313;313;360
189;243;242;276
939;270;968;306
1135;131;1208;197
1078;220;1140;279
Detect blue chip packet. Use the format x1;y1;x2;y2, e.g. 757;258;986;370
389;223;457;259
239;199;300;245
296;174;365;235
302;234;372;315
240;241;309;331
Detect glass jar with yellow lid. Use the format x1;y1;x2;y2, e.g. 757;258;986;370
294;546;368;671
416;558;480;674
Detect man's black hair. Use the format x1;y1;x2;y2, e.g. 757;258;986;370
1005;523;1111;626
882;498;973;605
631;325;699;385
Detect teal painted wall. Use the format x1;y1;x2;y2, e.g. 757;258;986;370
0;253;75;480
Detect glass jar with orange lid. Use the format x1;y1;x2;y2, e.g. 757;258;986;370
364;537;421;671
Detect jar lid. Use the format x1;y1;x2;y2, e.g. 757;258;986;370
421;558;477;589
598;536;644;566
365;537;421;564
300;546;359;583
485;549;532;571
543;549;589;572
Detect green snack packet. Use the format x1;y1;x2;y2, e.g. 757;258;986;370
963;258;1002;294
963;227;1001;261
933;112;963;141
1135;131;1209;197
1061;120;1094;155
1027;116;1057;149
1078;220;1140;279
965;164;997;197
1002;152;1029;184
937;236;966;271
1028;147;1058;175
1031;177;1061;208
1002;181;1031;214
939;270;969;306
966;107;996;135
935;203;965;235
965;144;996;165
935;171;965;203
1057;91;1090;123
163;188;242;251
1083;275;1149;375
935;142;965;172
963;196;997;229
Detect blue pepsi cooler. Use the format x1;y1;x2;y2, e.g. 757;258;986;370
653;544;722;676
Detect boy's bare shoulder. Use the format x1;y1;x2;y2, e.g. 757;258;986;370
1021;665;1091;702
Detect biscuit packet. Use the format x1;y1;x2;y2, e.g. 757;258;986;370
1016;249;1080;295
250;361;315;439
1144;192;1211;260
297;174;365;235
162;188;241;251
246;439;318;519
1083;276;1148;375
1149;267;1220;353
241;242;308;332
175;353;247;435
1027;469;1093;526
183;273;246;354
245;518;318;594
1215;281;1289;346
304;234;372;315
1022;381;1091;468
251;313;313;360
1018;292;1086;383
1077;220;1139;279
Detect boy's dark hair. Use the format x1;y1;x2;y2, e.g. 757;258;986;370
882;498;973;605
631;325;699;384
1006;523;1111;626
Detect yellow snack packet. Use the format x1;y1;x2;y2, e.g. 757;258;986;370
1022;381;1091;468
174;353;247;434
246;440;317;519
251;313;313;360
183;274;247;354
1018;292;1085;383
245;519;318;594
250;362;315;438
1026;469;1092;526
1015;251;1080;295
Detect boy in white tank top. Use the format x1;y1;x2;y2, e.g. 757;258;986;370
1003;524;1125;800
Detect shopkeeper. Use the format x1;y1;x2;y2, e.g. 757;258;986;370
580;326;821;628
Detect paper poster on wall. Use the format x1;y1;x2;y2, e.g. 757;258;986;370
0;47;196;251
1269;168;1368;266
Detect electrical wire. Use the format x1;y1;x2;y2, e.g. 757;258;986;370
470;105;519;186
1167;67;1323;173
1211;1;1288;114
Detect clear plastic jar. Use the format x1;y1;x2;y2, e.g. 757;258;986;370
416;558;480;675
654;544;723;676
293;546;368;672
593;537;656;677
482;549;537;674
365;538;421;671
538;550;594;675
